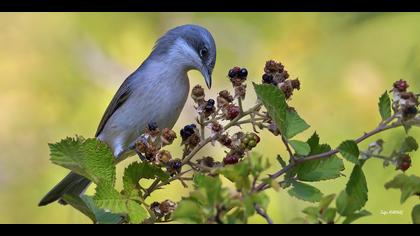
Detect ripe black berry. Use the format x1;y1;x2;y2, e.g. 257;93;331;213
180;124;197;141
262;74;274;84
207;99;215;106
148;122;158;131
238;68;248;78
228;67;241;78
172;160;182;170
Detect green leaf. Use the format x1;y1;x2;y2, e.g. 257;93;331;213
62;194;122;224
336;165;368;216
122;162;169;195
93;182;149;224
253;83;310;139
307;132;320;151
342;210;371;224
93;182;127;213
172;200;206;224
254;83;287;133
296;155;344;182
412;205;420;224
289;140;311;156
378;91;392;120
49;137;116;185
285;109;310;139
319;194;336;211
288;181;323;202
385;174;420;204
297;137;345;181
338;140;360;164
193;174;223;207
400;136;419;153
126;200;148;224
322;208;337;223
220;160;251;191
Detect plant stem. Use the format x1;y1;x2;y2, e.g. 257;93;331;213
254;117;417;192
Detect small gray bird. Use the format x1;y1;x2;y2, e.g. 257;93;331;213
39;24;216;206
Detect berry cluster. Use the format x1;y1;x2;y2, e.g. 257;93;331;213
134;122;181;175
228;66;248;99
222;132;260;165
262;60;300;99
392;80;419;121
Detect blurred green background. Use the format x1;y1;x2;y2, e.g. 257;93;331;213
0;12;419;224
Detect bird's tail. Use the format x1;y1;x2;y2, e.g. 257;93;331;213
39;172;91;207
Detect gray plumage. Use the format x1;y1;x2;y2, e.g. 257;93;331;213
39;24;216;207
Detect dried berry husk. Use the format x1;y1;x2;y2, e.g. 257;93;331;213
264;60;284;73
155;150;172;165
161;128;177;146
191;85;206;104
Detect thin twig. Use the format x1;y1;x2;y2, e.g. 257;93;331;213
254;204;273;224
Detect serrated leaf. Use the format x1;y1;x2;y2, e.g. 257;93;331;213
289;140;311;156
93;182;127;213
412;205;420;224
400;136;419;153
49;137;116;185
62;194;122;224
93;183;149;224
336;165;368;216
297;137;345;181
253;83;310;139
126;200;148;224
254;83;287;133
338;140;360;164
122;162;169;195
288;181;323;202
342;210;371;224
378;91;392;120
307;132;320;151
172;200;206;224
193;174;223;207
296;155;345;182
385;174;420;204
285;109;310;139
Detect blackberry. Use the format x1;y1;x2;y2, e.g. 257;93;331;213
262;74;274;84
238;68;248;78
228;67;241;78
148;122;158;131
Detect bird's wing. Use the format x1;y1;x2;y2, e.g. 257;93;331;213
95;73;135;137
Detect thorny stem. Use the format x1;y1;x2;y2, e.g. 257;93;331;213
254;115;420;192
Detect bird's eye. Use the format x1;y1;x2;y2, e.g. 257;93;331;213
199;47;208;58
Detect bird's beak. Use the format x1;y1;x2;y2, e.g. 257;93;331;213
200;66;212;89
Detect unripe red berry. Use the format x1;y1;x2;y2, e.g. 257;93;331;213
393;79;409;92
225;104;240;120
223;154;239;165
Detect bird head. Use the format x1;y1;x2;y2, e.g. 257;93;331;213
151;24;216;89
